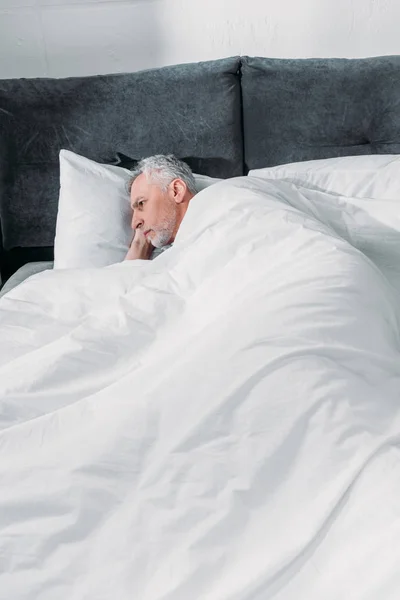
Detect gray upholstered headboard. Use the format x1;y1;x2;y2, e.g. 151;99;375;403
1;54;400;281
241;55;400;170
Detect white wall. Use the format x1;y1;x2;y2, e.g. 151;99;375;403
1;0;400;79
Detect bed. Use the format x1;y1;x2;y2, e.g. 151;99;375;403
1;55;400;600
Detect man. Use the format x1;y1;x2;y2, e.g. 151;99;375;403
125;154;197;260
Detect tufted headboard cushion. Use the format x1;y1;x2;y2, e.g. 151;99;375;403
0;56;242;276
241;55;400;171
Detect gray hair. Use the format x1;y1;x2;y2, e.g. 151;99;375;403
127;154;197;195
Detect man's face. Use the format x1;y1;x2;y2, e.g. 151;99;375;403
130;173;178;248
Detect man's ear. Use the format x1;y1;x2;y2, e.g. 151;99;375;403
170;178;187;204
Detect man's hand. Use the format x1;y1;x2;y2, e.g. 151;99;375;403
125;229;154;261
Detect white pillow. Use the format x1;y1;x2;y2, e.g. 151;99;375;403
194;173;222;192
248;155;400;199
54;150;221;269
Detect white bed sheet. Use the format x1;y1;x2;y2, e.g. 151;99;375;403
1;177;400;600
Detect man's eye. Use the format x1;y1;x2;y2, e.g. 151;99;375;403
138;201;144;208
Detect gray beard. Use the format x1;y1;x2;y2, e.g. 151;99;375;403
151;207;177;248
151;228;173;248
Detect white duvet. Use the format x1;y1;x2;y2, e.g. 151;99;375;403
1;176;400;600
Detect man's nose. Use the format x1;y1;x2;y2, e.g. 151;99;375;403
132;213;144;230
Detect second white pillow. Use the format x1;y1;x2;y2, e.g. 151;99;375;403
248;154;400;200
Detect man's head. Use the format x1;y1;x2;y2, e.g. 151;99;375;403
128;155;197;248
